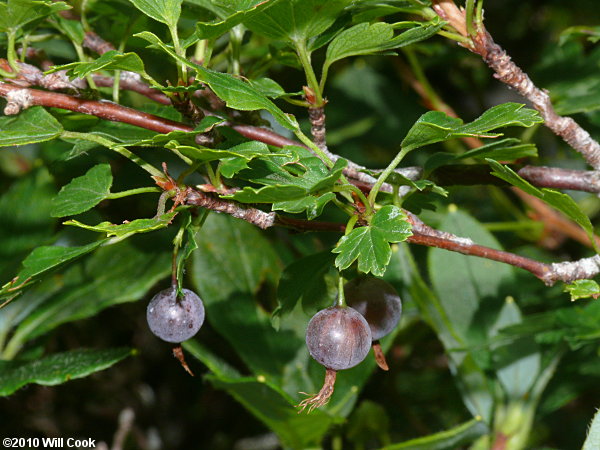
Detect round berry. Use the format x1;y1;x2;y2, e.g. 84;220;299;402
305;306;371;371
146;287;205;343
344;277;402;340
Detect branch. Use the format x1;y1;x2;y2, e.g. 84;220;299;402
181;187;600;286
432;0;600;169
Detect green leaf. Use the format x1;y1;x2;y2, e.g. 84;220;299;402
333;206;412;276
7;237;170;347
128;0;182;28
1;241;104;297
391;242;494;423
383;417;488;450
190;214;295;379
0;168;57;283
564;279;600;301
490;298;541;399
243;0;352;43
134;31;298;130
429;208;514;344
51;164;113;217
583;408;600;450
195;0;278;40
47;50;146;79
487;159;597;250
64;213;176;239
168;140;271;163
0;0;70;32
226;151;347;204
272;192;336;219
402;103;543;153
274;251;336;321
0;107;63;146
207;375;335;449
226;184;307;203
0;348;133;396
424;138;538;172
428;208;515;420
324;19;444;72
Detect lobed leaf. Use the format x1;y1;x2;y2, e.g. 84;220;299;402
402;103;543;153
333;206;412;276
564;279;600;301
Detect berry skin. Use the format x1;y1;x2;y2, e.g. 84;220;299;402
305;306;372;371
344;277;402;341
146;287;205;343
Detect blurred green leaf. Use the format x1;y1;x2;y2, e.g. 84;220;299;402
0;168;57;282
0;0;70;32
0;107;63;146
333;206;412;276
64;213;176;239
392;242;495;422
5;238;170;351
274;251;335;322
383;417;488;450
402;103;542;153
564;279;600;301
51;164;113;217
489;298;541;399
0;347;133;396
487;159;597;251
1;241;103;297
207;375;335;449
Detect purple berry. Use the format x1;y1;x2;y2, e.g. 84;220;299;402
305;306;372;371
344;277;402;340
146;287;205;343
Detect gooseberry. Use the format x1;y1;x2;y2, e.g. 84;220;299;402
345;277;402;371
298;306;371;412
146;287;205;343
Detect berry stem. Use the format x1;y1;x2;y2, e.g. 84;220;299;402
372;341;389;371
337;275;346;308
297;368;337;413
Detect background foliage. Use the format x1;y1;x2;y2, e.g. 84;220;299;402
1;0;600;449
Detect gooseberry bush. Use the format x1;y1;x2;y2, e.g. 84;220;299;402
2;0;600;448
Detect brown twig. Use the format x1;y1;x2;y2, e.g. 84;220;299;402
180;185;600;286
431;0;600;169
3;68;600;285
